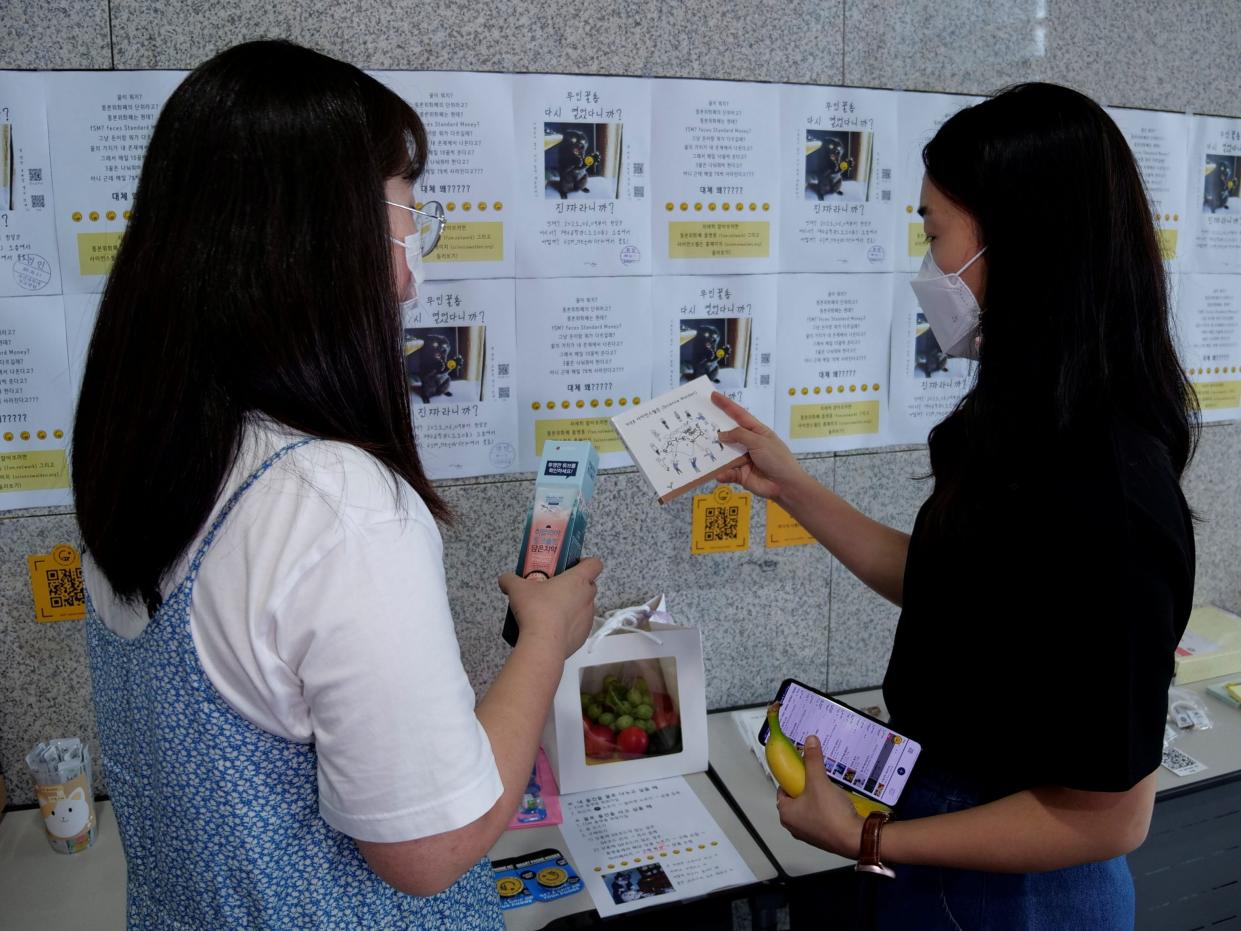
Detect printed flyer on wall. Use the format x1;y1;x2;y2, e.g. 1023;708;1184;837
0;72;61;298
650;80;780;275
0;296;73;509
1108;106;1189;265
650;274;776;427
62;291;99;414
1173;273;1241;423
45;70;185;294
515;275;652;470
1186;114;1241;274
375;71;516;279
405;278;520;477
513;74;651;278
779;85;897;273
894;91;983;272
886;272;974;444
775;273;893;452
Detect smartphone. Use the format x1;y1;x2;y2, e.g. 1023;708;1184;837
758;679;921;808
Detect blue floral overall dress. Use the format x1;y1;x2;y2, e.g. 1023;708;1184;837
87;441;504;930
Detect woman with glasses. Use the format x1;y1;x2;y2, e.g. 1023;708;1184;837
74;40;601;929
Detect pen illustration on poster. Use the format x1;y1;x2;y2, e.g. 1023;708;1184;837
514;75;652;277
780;86;897;273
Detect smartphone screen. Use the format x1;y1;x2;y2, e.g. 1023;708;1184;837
760;680;921;806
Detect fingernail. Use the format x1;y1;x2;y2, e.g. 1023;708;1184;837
805;735;819;750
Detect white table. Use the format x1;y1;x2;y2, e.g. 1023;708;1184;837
0;771;775;931
706;678;1241;879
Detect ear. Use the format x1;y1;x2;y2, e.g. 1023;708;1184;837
69;787;86;802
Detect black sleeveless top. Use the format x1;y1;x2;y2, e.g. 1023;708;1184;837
883;418;1195;795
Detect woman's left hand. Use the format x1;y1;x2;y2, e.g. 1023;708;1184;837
775;735;866;859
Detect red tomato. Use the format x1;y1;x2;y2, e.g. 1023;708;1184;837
584;720;615;758
616;726;650;755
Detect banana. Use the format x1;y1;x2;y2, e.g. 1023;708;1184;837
764;702;806;798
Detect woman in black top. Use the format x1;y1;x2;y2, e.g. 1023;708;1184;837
714;83;1196;928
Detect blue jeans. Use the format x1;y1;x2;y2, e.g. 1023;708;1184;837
871;762;1135;930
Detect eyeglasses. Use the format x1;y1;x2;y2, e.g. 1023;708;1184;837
385;199;447;257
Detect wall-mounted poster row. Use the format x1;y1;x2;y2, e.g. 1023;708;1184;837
16;69;1241;298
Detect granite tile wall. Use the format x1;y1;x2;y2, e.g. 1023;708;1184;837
1;0;1239;805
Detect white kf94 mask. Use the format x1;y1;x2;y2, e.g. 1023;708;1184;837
909;247;986;359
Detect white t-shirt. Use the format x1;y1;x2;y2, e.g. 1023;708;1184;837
84;416;503;843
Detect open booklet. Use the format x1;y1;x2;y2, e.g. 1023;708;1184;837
610;376;750;503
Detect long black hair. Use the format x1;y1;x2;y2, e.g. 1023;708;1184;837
72;40;447;613
921;83;1198;522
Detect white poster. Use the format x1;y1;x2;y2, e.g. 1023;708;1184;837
650;80;780;275
405;278;520;477
1108;106;1189;266
374;71;516;279
1173;274;1241;423
650;274;776;428
515;276;652;469
894;91;984;272
45;70;185;294
886;272;973;444
780;85;898;273
513;74;651;278
0;73;60;297
559;777;756;919
1186;115;1241;273
62;291;99;413
0;296;73;509
775;273;893;452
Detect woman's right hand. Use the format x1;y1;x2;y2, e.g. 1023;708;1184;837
712;392;809;502
498;558;603;659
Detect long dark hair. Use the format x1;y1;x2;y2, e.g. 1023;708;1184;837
921;83;1198;522
72;40;447;612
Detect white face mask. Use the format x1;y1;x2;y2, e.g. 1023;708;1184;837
909;247;987;359
390;234;424;326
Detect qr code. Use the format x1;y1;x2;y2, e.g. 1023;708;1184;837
633;163;644;176
759;374;770;386
497;363;510;377
1161;745;1206;776
703;505;740;541
880;168;891;181
880;190;891;202
634;186;645;198
760;353;771;364
47;567;85;610
28;168;42;182
31;194;45;208
498;386;510;399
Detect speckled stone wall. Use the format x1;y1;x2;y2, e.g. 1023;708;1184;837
1;0;1239;806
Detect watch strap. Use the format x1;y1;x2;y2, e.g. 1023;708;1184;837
854;810;895;879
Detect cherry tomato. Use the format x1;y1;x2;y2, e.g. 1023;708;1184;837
584;720;615;758
616;725;650;756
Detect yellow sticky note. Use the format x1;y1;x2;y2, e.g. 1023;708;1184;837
0;450;69;493
534;417;625;455
789;401;880;440
1190;380;1241;411
765;500;816;549
907;222;930;258
1156;227;1178;261
28;544;86;622
668;221;770;259
424;222;504;264
691;485;751;554
76;232;124;276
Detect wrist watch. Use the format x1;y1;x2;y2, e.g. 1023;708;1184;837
854;811;895;878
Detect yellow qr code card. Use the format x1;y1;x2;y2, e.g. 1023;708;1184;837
691;485;751;554
28;544;86;622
